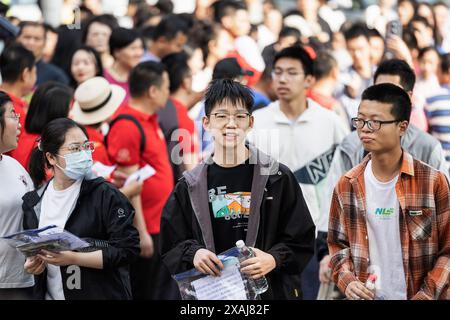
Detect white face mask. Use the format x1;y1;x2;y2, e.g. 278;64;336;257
56;150;93;180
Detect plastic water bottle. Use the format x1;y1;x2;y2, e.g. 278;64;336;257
236;240;269;294
365;274;385;300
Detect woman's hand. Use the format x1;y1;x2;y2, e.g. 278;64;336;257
240;248;276;279
24;256;46;275
37;250;76;267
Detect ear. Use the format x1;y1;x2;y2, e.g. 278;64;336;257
46;152;57;167
182;77;192;91
148;85;157;99
398;120;409;137
304;74;315;89
202;115;211;132
21;67;30;82
248;115;254;130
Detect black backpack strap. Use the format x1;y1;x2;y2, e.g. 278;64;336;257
105;114;146;155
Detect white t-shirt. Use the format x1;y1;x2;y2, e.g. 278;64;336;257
364;160;407;300
0;155;34;288
248;99;349;230
39;179;82;300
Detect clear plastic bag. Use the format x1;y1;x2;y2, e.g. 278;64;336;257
173;247;260;300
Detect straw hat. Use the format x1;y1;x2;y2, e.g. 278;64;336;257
71;77;126;125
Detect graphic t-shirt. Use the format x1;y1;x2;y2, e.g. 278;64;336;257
364;160;407;300
207;160;254;254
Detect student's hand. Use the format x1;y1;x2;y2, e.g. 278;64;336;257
24;256;46;275
120;180;143;199
345;280;375;300
240;248;276;279
385;35;414;67
111;170;129;188
37;250;76;267
139;232;154;258
193;249;224;277
319;255;332;283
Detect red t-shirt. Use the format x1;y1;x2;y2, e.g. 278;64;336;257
307;89;338;111
171;98;199;155
106;104;174;234
85;126;112;166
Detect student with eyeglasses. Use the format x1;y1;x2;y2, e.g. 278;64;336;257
328;83;450;300
160;79;315;300
22;118;140;300
0;92;35;299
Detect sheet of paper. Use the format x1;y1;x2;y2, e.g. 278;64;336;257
191;263;247;300
92;162;116;178
124;164;156;186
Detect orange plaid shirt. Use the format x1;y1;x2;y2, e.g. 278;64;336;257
328;151;450;299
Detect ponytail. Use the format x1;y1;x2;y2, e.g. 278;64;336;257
28;145;47;188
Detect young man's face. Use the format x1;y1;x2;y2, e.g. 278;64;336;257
160;31;188;58
17;25;46;59
272;57;313;102
369;36;385;66
346;36;371;70
150;72;170;110
356;100;407;154
203;102;253;150
227;9;251;37
419;50;440;79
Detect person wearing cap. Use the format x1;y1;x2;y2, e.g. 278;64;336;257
247;45;349;299
106;61;173;300
71;77;125;166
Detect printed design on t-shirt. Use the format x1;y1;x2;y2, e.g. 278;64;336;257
209;190;251;220
293;144;338;185
372;207;395;220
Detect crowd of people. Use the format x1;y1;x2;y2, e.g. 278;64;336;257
0;0;449;300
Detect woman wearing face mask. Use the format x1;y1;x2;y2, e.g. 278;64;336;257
0;92;35;299
23;118;140;300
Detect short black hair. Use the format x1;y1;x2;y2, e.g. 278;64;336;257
109;27;141;56
367;28;383;40
278;26;301;42
213;0;247;24
410;15;432;29
343;22;370;42
152;14;188;41
129;61;167;98
25;82;73;134
204;79;253;115
418;46;439;60
440;53;450;73
374;59;416;92
161;52;191;93
361;83;412;122
273;45;314;76
81;14;119;44
18;21;45;37
313;51;337;80
0;43;35;83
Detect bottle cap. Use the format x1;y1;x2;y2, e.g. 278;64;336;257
236;240;245;248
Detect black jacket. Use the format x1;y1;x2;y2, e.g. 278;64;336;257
22;177;140;300
160;145;315;300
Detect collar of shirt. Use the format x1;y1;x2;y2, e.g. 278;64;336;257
274;99;319;125
121;104;157;123
345;150;415;180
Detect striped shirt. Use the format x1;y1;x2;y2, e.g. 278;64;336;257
328;152;450;300
426;85;450;167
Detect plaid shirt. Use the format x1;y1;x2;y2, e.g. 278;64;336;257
328;151;450;299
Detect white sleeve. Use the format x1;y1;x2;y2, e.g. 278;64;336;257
235;36;265;72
